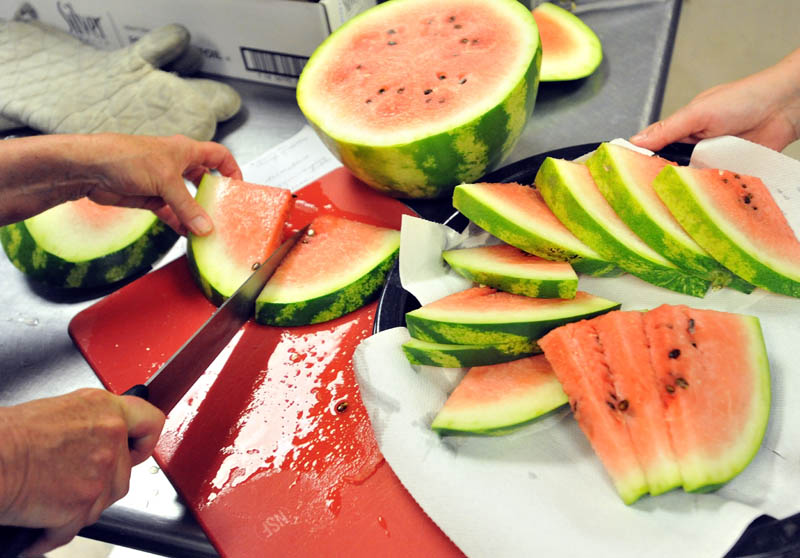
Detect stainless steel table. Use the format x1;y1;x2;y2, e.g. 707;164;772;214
1;1;684;555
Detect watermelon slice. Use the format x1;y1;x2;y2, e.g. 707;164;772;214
297;0;542;198
1;198;178;288
402;337;539;368
654;165;800;298
452;182;619;276
187;174;294;306
256;215;400;326
532;2;603;82
535;157;711;297
442;243;578;298
405;286;620;346
431;354;568;435
586;143;754;293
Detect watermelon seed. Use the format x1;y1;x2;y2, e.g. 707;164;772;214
723;178;729;184
424;89;433;95
438;74;447;80
454;24;462;29
460;78;467;84
366;99;372;104
472;39;479;44
734;173;741;179
397;87;405;94
691;342;697;348
609;392;617;400
388;41;397;46
668;349;680;359
387;29;396;34
665;384;676;394
448;15;456;22
743;194;752;204
460;38;469;44
618;399;629;411
336;401;349;413
438;98;445;103
252;262;261;270
606;401;616;410
676;377;689;389
378;88;386;94
742;183;748;189
687;318;695;333
425;98;432;103
356;64;362;70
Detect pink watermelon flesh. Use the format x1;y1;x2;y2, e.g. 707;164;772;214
467;243;573;271
425;286;600;313
72;198;130;226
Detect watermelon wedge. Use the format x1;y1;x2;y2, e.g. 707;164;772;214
442;243;578;298
402;337;539;368
535;157;711;297
187;174;294;306
653;165;800;298
256;215;400;326
405;286;620;346
297;0;542;198
532;2;603;82
452;182;619;276
1;198;178;288
586;143;754;293
431;354;568;435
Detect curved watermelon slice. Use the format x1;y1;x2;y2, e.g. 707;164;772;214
442;243;578;298
532;2;603;82
256;215;400;326
653;165;800;298
452;182;619;276
297;0;541;199
187;174;294;306
405;286;620;346
431;354;568;435
402;337;539;368
1;198;178;288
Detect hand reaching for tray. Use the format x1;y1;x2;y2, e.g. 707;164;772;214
0;389;165;555
631;47;800;153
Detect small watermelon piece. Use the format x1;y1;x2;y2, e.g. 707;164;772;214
442;243;578;298
431;354;568;435
452;182;619;276
538;320;650;504
643;305;770;492
297;0;542;199
1;198;178;288
535;157;711;297
532;2;603;82
653;165;800;298
256;215;400;326
405;286;620;346
187;174;294;306
402;337;539;368
586;143;754;293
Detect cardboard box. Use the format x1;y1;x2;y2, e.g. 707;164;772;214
2;0;377;87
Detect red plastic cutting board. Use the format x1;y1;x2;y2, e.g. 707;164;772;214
69;168;462;558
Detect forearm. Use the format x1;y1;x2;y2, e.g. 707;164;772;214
0;407;26;526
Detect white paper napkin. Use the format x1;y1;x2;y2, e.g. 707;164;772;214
353;136;800;557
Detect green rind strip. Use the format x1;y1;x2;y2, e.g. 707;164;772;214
1;219;177;289
535;158;710;297
255;250;398;326
452;184;618;276
586;145;753;294
654;165;800;297
186;239;226;307
402;338;539;368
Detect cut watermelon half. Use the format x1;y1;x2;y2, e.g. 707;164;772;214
431;354;568;435
535;157;711;297
1;198;178;288
532;2;603;82
654;165;800;298
452;182;619;276
256;215;400;326
442;243;578;298
402;337;539;368
187;174;294;306
297;0;541;198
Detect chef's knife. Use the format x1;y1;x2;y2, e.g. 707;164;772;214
0;225;308;558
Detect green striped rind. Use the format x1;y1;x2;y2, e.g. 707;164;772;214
298;1;541;199
1;219;177;288
452;184;619;276
402;337;539;368
535;157;710;297
654;165;800;298
406;295;620;345
442;247;578;298
586;144;754;294
186;239;226;306
255;249;398;326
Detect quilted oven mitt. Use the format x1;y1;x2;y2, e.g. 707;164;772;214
0;21;241;140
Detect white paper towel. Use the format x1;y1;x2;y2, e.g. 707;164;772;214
353;136;800;557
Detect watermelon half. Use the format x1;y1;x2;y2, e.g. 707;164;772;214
532;2;603;82
1;198;178;288
402;337;539;368
187;174;294;306
256;215;400;326
296;0;542;199
431;354;568;435
654;165;800;298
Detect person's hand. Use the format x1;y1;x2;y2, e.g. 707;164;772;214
631;48;800;153
0;389;165;555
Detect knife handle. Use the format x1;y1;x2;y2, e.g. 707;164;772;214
0;525;43;558
122;384;149;400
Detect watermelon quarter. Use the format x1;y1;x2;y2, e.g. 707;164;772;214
532;2;603;82
297;0;542;199
1;198;178;288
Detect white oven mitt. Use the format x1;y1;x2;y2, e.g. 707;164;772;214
0;21;241;140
